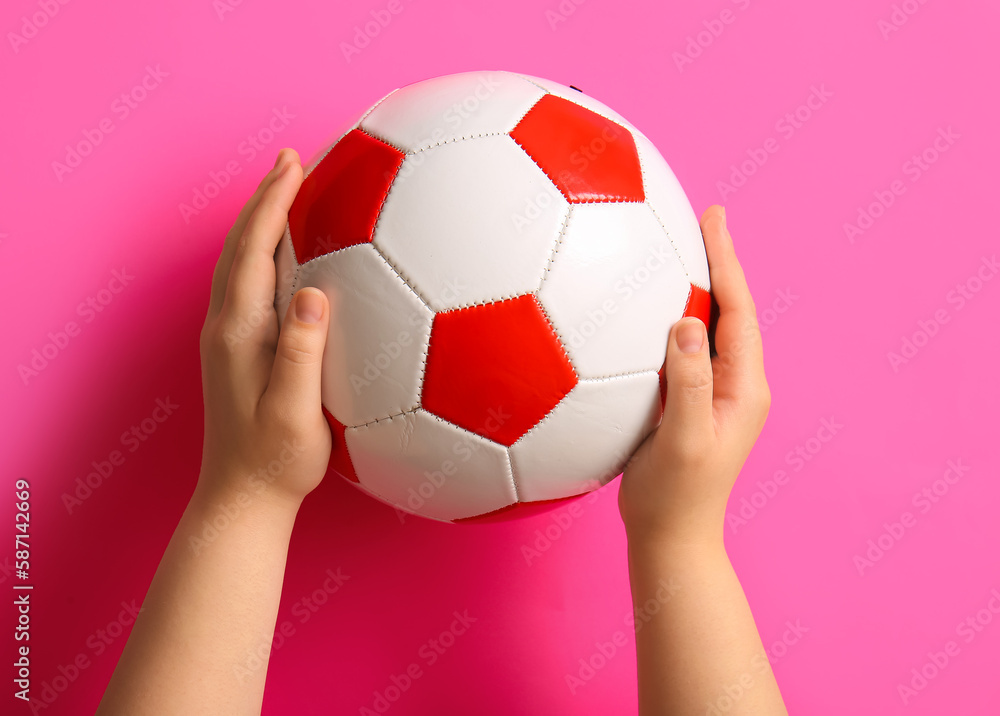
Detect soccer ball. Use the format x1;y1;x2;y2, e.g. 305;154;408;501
275;70;712;523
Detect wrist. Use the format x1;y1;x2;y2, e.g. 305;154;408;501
625;523;727;559
192;469;304;524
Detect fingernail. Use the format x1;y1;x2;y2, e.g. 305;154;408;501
720;206;727;231
677;318;705;354
273;149;286;170
295;289;324;324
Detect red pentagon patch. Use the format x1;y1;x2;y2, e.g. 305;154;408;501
682;284;712;327
657;285;713;411
422;294;578;447
322;406;359;483
288;129;404;263
510;94;644;204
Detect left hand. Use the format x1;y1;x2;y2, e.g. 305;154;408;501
197;147;333;507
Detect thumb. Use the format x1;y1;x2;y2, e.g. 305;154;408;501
267;287;330;413
659;317;714;447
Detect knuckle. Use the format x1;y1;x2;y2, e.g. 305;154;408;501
677;369;713;403
278;334;318;366
206;318;244;357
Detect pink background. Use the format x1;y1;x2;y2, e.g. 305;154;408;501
3;0;999;713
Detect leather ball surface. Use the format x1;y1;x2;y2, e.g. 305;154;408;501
275;70;711;523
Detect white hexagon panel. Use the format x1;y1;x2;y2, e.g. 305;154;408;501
510;372;662;502
360;70;546;153
292;244;432;428
537;202;692;378
278;70;713;524
633;131;711;290
374;135;568;312
345;410;517;523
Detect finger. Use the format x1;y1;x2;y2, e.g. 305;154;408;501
222;150;303;322
655;317;714;456
699;206;765;403
208;149;295;317
264;287;330;419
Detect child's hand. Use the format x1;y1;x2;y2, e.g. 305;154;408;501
198;148;332;507
98;149;335;716
618;205;771;546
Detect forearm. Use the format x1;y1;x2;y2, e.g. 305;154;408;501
627;535;787;716
97;477;301;716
